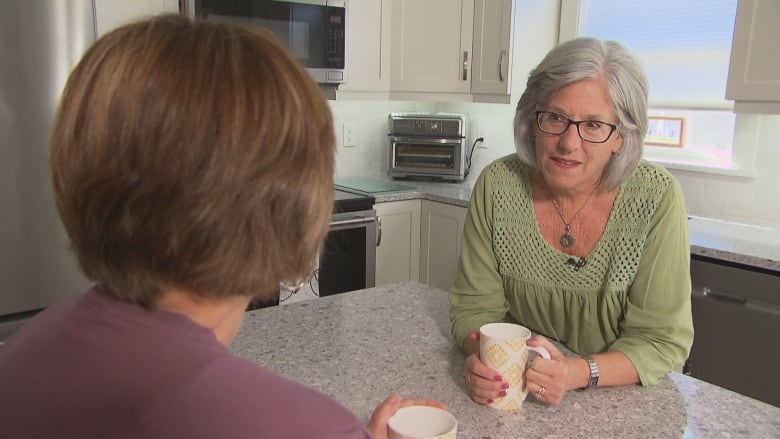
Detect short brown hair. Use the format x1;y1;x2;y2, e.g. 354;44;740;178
49;15;335;308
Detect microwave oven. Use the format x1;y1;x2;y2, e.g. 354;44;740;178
181;0;347;84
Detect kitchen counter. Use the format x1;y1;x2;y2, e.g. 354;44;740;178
233;281;780;438
338;176;780;272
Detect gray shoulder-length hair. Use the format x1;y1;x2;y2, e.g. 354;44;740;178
513;37;649;189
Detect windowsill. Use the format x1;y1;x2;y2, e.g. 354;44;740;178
647;158;756;178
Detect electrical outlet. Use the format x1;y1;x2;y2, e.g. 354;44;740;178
343;123;356;147
477;127;488;148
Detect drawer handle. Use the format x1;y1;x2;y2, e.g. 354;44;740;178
698;286;748;305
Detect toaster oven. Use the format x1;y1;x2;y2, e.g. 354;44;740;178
387;113;467;182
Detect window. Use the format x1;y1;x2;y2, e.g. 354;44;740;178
560;0;748;173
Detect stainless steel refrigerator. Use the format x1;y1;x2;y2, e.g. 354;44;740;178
0;1;95;339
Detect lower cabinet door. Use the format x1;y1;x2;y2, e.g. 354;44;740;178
419;201;467;291
374;200;421;286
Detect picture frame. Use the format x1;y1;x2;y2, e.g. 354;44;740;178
645;116;685;147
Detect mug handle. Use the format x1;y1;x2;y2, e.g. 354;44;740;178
520;346;551;401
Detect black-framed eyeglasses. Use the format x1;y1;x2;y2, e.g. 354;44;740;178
535;111;618;144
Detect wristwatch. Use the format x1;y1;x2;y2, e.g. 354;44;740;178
584;356;599;388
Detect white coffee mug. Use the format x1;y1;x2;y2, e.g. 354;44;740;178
388;405;457;439
479;323;551;410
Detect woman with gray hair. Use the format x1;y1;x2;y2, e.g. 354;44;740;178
450;37;693;405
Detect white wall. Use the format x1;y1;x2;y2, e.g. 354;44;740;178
670;114;780;228
328;100;435;177
330;102;780;228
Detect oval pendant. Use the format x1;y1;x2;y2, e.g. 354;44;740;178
560;232;575;248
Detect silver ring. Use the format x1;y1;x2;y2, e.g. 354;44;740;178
537;386;546;397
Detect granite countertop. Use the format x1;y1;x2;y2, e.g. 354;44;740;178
336;175;780;272
233;281;780;438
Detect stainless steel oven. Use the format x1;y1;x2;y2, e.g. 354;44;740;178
387;112;467;182
271;189;378;306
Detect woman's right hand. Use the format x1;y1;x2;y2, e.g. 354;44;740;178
463;330;509;405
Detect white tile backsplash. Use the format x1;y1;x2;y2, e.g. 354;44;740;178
330;101;780;228
328;100;436;177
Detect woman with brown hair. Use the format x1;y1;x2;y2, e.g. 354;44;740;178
0;15;439;438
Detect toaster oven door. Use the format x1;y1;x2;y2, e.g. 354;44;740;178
388;136;465;180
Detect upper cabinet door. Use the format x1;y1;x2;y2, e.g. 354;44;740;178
336;0;391;97
470;0;512;96
726;0;780;113
389;0;475;94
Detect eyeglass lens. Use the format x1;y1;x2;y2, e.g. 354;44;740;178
536;111;615;143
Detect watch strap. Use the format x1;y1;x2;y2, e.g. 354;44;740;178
585;356;599;388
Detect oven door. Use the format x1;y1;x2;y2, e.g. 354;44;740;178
388;136;465;180
280;209;378;305
317;209;377;297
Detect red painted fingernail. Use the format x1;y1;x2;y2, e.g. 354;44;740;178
498;390;507;397
502;383;509;389
487;399;494;403
494;375;503;381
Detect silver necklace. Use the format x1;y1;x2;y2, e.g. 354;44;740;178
550;188;597;248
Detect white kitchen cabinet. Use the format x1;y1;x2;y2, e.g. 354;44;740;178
726;0;780;113
336;0;392;100
374;200;421;286
340;0;557;103
94;0;179;37
419;201;467;292
389;0;475;95
470;0;513;96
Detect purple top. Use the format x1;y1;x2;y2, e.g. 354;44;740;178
0;287;371;438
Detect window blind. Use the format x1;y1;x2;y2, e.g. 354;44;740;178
578;0;737;108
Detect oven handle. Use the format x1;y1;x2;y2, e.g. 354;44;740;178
329;215;381;247
329;215;376;229
389;136;465;144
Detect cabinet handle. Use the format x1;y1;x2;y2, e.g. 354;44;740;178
375;216;382;247
498;50;506;82
462;51;469;81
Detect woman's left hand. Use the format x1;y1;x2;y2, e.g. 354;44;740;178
525;335;570;405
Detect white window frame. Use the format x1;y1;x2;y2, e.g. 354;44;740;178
558;0;757;178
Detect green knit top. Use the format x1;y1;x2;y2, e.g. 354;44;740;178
449;154;694;385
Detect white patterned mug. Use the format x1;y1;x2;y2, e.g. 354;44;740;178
388;405;457;439
479;323;551;410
